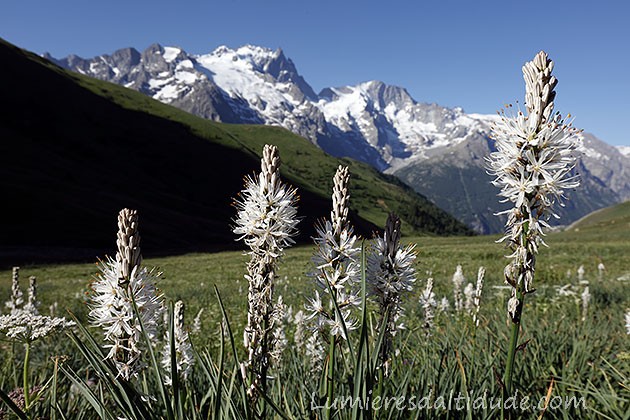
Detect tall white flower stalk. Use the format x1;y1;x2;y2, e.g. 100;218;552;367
472;267;485;327
597;262;606;280
452;265;465;312
23;276;40;315
487;51;580;403
5;267;24;314
577;265;585;283
89;208;164;381
580;286;591;322
367;212;416;376
419;278;437;335
307;165;361;340
192;308;204;334
269;296;289;366
306;165;359;413
233;144;299;405
463;283;475;312
162;300;194;386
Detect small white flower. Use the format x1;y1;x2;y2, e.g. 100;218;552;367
577;266;585;282
49;301;58;317
305;332;324;373
463;283;475;312
192;308;204;334
580;287;591;322
625;311;630;335
293;310;306;348
0;309;74;342
269;296;289;365
452;265;465;312
23;276;41;315
472;267;485;327
438;297;450;313
507;295;519;319
419;278;437;334
5;267;24;314
556;284;576;297
162;301;194;385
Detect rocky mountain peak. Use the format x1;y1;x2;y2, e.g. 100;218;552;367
48;42;630;234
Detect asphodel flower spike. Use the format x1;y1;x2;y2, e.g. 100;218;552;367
487;51;580;409
89;209;164;381
233;144;299;405
367;212;416;375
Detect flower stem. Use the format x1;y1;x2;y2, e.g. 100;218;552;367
324;333;336;420
503;288;524;419
23;341;31;413
376;366;384;400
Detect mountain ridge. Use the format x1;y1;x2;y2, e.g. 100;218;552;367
47;43;630;233
1;37;471;265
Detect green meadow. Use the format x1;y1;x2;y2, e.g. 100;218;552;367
1;204;628;419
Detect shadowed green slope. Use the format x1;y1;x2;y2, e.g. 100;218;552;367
0;38;470;265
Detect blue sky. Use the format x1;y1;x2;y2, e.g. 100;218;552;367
2;0;629;145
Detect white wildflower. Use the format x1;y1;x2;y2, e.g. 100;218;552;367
269;296;289;366
233;144;299;401
507;295;519;320
419;278;437;334
452;265;465;312
23;276;40;315
580;287;590;322
233;144;299;254
597;262;606;279
5;267;24;314
472;267;485;327
0;309;74;342
438;297;450;313
556;284;576;297
162;301;194;386
487;51;580;320
192;308;203;334
577;265;585;282
625;311;630;335
89;208;164;381
367;212;416;375
49;301;58;317
463;283;475;312
308;166;360;342
305;332;324;373
293;310;306;348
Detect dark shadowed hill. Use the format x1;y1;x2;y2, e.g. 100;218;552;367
0;38;471;266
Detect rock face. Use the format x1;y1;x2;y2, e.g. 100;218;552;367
48;44;630;233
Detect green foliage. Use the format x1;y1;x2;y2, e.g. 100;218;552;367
0;218;628;418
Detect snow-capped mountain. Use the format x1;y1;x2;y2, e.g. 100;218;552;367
47;44;630;233
617;145;630;158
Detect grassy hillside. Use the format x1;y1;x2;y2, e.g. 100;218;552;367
567;200;630;235
0;38;470;265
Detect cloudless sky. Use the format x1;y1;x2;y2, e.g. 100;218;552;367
2;0;629;145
